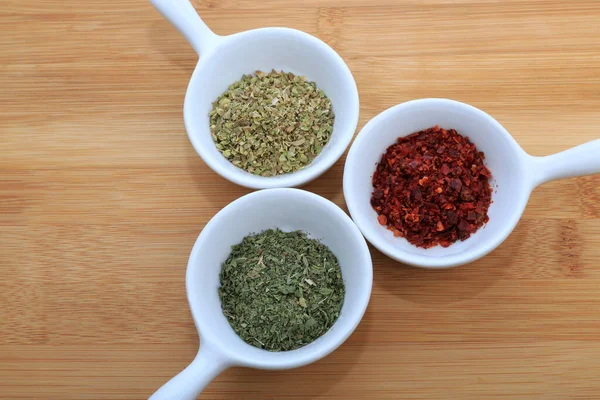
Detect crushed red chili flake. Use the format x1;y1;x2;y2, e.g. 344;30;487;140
371;125;493;248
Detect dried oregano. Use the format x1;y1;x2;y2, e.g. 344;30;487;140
219;229;345;352
209;70;335;177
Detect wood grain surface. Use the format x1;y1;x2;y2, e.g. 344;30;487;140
1;0;600;398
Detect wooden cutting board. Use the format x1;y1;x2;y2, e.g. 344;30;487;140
1;0;599;398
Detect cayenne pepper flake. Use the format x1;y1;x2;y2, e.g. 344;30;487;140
371;126;493;248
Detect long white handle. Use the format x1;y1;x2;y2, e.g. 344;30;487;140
530;139;600;187
149;0;220;56
149;345;228;400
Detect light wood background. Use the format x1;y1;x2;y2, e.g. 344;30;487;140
2;0;600;399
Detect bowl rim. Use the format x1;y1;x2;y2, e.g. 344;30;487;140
186;188;373;369
343;98;531;268
183;27;360;189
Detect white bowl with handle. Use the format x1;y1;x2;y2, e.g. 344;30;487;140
344;98;600;269
150;0;359;189
149;188;372;399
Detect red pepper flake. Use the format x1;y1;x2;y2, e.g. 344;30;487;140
449;179;462;192
440;163;451;175
371;125;493;248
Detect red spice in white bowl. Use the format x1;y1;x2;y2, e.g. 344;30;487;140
371;125;492;249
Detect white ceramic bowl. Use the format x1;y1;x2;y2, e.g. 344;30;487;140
344;98;600;269
149;188;373;399
151;0;359;189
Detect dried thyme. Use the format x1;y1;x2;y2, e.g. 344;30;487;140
209;70;335;176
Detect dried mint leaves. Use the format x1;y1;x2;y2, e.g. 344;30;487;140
219;229;345;352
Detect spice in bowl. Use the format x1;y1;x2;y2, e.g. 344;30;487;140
371;126;493;248
219;229;345;352
209;70;335;177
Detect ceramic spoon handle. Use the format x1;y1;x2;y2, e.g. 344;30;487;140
530;139;600;187
148;345;228;400
149;0;220;56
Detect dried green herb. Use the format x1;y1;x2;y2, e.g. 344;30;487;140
209;70;335;177
219;229;345;352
